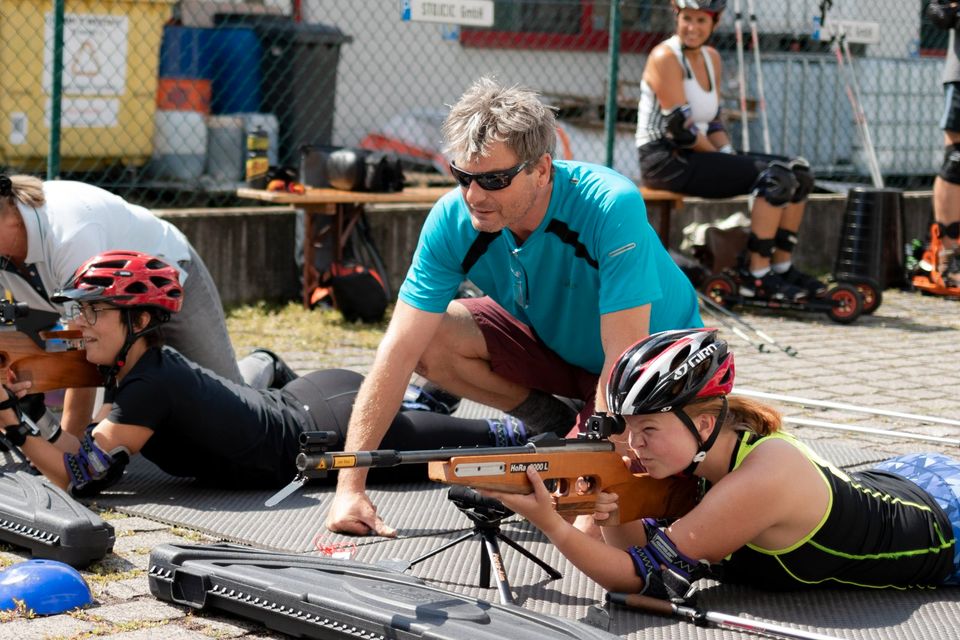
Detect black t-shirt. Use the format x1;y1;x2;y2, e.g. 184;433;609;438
107;347;305;488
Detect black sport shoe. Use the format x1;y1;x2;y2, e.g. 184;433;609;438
779;265;827;297
402;382;461;415
738;269;807;301
251;348;299;389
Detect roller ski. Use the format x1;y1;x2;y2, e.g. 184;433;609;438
911;223;960;298
701;266;864;325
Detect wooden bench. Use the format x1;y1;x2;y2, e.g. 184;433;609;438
639;187;685;248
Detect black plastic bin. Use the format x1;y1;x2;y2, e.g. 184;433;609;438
216;15;352;167
834;187;907;289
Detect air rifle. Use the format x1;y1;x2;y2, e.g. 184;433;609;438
266;417;699;523
0;299;101;392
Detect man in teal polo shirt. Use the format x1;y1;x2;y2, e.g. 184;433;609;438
327;77;702;537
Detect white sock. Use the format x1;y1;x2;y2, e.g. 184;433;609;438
771;260;791;274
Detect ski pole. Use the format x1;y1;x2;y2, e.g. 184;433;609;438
698;297;768;352
698;291;798;356
832;31;884;188
732;0;750;152
745;0;771;153
608;593;845;640
783;415;960;447
734;388;960;428
840;34;883;188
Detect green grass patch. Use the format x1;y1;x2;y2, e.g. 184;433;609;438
225;301;389;355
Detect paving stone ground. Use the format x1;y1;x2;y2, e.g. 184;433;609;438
3;288;960;638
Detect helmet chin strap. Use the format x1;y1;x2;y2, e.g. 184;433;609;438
99;309;161;388
676;396;728;476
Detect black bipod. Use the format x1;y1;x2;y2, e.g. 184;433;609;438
405;486;562;605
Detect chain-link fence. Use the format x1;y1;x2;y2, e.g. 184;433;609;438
0;0;950;207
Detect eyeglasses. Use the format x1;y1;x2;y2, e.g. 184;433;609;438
64;303;118;326
449;161;529;191
509;249;529;309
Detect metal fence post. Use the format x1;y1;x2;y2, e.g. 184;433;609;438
604;0;621;169
47;0;65;180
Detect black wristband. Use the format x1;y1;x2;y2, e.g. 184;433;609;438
3;422;29;447
20;393;47;422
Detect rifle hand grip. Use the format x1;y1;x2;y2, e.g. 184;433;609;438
428;451;699;521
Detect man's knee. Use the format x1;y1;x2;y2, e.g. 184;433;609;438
417;300;484;377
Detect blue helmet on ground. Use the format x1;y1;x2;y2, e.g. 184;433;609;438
0;559;93;615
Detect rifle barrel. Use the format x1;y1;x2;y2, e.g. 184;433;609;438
295;439;615;476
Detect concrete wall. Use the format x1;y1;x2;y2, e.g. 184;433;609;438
155;191;934;306
154;207;300;307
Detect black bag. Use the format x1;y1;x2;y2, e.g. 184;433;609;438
325;148;405;192
927;0;960;30
312;262;388;323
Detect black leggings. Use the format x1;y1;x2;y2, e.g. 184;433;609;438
281;369;497;483
639;141;785;199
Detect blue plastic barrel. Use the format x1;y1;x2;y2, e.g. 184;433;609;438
209;28;263;114
158;26;214;80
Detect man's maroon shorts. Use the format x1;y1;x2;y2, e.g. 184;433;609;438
455;296;598;430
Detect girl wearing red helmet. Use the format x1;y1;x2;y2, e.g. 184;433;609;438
486;328;960;595
0;251;530;499
637;2;823;302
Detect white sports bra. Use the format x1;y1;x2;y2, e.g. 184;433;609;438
636;35;720;147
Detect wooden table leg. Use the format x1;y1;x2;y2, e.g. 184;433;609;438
652;201;673;249
301;204;338;308
302;208;315;308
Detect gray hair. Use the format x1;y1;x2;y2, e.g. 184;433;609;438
442;77;557;166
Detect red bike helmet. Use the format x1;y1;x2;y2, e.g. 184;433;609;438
52;250;183;314
606;328;735;475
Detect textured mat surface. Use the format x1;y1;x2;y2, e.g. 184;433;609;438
4;424;959;639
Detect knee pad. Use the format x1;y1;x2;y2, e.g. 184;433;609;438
939;144;960;185
752;161;799;206
774;227;798;252
789;157;814;202
939;221;960;240
747;232;776;258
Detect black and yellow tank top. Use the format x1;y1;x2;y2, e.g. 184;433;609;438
715;432;954;589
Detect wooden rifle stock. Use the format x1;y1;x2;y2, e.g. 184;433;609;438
427;451;697;522
296;435;699;522
0;328;101;392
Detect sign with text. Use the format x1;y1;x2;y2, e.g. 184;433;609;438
401;0;494;27
816;19;881;45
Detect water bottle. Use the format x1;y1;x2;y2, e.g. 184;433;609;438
245;126;270;190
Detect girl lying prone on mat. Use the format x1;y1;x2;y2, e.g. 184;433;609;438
0;251;527;497
485;328;960;592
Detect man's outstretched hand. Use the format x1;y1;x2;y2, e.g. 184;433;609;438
325;490;398;538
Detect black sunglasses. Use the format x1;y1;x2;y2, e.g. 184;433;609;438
449;161;529;191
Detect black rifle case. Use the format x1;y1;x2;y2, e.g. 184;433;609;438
149;542;619;640
0;469;115;567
